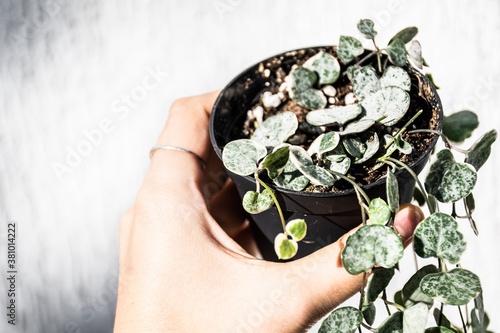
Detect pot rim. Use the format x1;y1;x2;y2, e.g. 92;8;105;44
210;45;443;198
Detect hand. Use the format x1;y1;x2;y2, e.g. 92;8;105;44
114;91;424;332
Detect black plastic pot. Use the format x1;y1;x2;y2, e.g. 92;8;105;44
210;46;443;261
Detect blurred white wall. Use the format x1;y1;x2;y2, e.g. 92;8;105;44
0;0;499;332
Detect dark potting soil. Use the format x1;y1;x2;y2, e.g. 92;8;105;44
241;47;440;193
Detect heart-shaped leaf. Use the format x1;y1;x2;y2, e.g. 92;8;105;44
425;149;477;203
242;189;274;214
361;86;410;126
287;66;317;93
368;198;392;225
403;303;429;333
408;40;426;69
324;143;348;162
443;110;479;143
252;112;298;147
341;118;376;136
355;132;380;164
387;169;399;213
289;146;335;186
343;137;366;158
387;38;408;67
357;19;377;39
338;36;364;64
414;213;466;264
319;307;363;333
286;219;307;241
378;312;403;333
364;267;395;307
306;104;363;127
465;129;497;171
346;65;360;81
402;265;439;308
394;290;404;307
342;225;404;275
389;27;418;44
380;66;411;91
303;51;341;85
273;158;310;191
319;131;341;156
292;87;328;110
274;233;298;260
260;146;289;178
353;66;381;100
325;156;351;176
362;303;376;326
222;139;267;176
420;268;482;305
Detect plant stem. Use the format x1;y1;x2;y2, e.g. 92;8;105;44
327;171;371;205
380;157;435;214
458;306;468;333
412;242;419;271
361;323;377;332
357;50;378;67
380;297;405;312
359;272;367;311
407;129;470;154
439;303;444;326
372;39;382;73
463;197;479;235
255;171;286;233
384;110;423;149
382;290;392;316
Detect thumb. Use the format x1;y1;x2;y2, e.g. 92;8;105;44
282;203;424;321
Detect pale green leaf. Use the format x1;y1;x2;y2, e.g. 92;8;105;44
421;268;482;305
274;233;298;260
364;267;395;306
355;132;380;164
341;225;404;275
325;156;351;176
338;36;364;63
286;219;307;241
306;104;363;126
414;213;466;264
222;139;267;176
408;40;425;69
443;110;479;143
343;137;366;158
387;38;408;67
353;66;381;100
402;265;439;308
340;118;376;136
403;303;429;333
319;131;341;156
251;112;298;147
378;312;403;333
289;146;335;186
260;146;289;178
381;66;411;91
465;129;497;171
273;158;310;191
242;189;274;214
387;169;399;212
319;306;363;333
368;198;392;225
293;87;328;110
303;51;341;85
324;143;348;163
287;66;317;93
361;86;410;126
357;19;377;39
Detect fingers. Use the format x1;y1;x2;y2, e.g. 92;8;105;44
281;203;425;320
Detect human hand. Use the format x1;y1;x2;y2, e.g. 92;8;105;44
114;91;424;332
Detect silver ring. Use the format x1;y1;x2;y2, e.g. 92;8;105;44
149;145;206;170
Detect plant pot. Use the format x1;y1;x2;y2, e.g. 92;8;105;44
209;46;443;261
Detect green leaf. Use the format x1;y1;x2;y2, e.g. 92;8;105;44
368;198;392;225
425;328;456;333
466;193;475;214
394;290;405;307
251;112;298;147
286;219;307;241
364;267;395;306
340;118;376;136
465;129;497;171
260;146;290;178
420;268;482;305
414;213;466;264
324;143;348;163
303;51;341;85
402;265;439;308
425;149;477;203
413;187;426;206
362;303;376;326
287;66;317;93
425;73;440;89
387;38;408;67
325;156;351;176
395;134;412;155
432;308;459;333
222;139;267;176
319;306;363;333
403;303;429;333
319;131;341;156
378;312;403;333
343;137;366;158
274;233;298;260
273;157;310;191
338;36;364;64
352;66;381;100
355;132;380;164
357;19;377;39
381;66;411;91
292;87;328;110
242;189;274;214
443;110;479;142
306;104;363;127
472;292;486;333
346;65;360;81
361;86;410;126
289;146;335;186
387;169;399;213
341;225;404;275
389;27;419;44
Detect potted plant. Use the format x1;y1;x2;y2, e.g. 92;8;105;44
209;19;496;332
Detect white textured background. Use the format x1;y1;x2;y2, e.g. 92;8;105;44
1;1;499;332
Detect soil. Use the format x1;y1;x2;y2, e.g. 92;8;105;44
240;47;440;192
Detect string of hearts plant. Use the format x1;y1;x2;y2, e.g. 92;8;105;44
221;19;497;332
